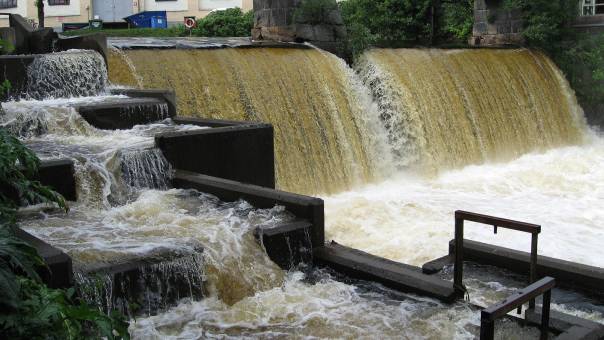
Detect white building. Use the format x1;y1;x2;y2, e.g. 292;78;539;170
0;0;253;29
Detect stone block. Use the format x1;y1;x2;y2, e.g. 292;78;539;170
313;24;335;42
294;24;315;41
473;22;488;35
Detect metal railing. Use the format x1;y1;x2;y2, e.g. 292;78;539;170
480;276;555;340
453;210;541;307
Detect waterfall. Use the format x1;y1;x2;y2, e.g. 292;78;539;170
120;148;172;190
356;48;586;173
26;50;108;100
108;48;392;195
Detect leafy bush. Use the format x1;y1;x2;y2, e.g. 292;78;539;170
440;0;474;42
193;8;253;37
294;0;339;25
339;0;474;57
0;128;67;222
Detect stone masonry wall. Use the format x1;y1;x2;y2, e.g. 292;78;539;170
252;0;347;56
471;0;524;46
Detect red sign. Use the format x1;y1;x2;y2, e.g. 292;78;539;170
184;17;196;29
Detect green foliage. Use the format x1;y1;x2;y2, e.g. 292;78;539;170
504;0;604;107
192;8;253;37
294;0;339;25
0;126;128;339
0;277;130;339
440;0;474;42
0;128;67;222
0;224;45;309
340;0;474;57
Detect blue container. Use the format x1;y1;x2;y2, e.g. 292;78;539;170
124;11;167;28
151;16;167;29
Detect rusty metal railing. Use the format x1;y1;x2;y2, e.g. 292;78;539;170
480;276;555;340
453;211;541;307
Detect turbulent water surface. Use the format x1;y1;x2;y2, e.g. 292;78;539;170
4;45;602;338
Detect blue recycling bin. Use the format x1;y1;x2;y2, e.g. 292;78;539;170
124;11;167;29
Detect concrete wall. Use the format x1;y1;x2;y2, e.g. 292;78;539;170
157;122;276;189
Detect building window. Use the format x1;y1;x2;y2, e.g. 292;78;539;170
0;0;17;9
48;0;70;5
581;0;604;15
155;0;178;2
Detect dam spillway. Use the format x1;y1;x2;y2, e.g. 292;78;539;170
109;47;587;195
4;40;603;338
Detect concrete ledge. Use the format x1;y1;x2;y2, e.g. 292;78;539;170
74;97;172;130
108;37;312;50
0;55;37;100
525;309;604;339
448;239;604;295
79;252;205;317
255;220;313;270
157;124;275;189
422;254;453;275
14;228;73;289
109;88;177;118
38;159;77;201
314;242;458;303
172;170;324;247
173;116;249;128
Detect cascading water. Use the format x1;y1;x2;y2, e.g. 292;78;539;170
106;44;603;337
108;48;393;195
7;40;603;338
26;50;108;99
355;48;586;172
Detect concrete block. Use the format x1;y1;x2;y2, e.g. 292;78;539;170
75;97;172;130
110;88;177;118
55;33;108;67
0;55;36;100
0;28;16;55
172;170;325;247
38;159;77;202
255;220;313;270
28;28;57;55
9;14;34;54
157;124;276;189
79;252;205;317
449;239;604;295
15;228;73;289
314;242;458;302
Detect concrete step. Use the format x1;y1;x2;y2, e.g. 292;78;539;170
314;242;458;303
448;239;604;295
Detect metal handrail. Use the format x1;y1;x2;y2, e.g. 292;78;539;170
480;276;555;340
453;210;541;307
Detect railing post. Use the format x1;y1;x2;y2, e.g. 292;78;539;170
480;311;495;340
530;233;538;309
540;289;551;340
454;216;464;294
